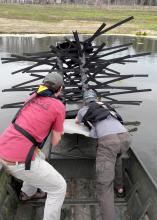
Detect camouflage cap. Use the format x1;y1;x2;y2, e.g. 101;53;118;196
83;89;97;103
43;71;64;90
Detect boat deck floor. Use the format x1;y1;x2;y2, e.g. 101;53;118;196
14;197;129;220
14;178;130;220
14;148;131;220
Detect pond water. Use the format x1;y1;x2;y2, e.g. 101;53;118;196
0;35;157;183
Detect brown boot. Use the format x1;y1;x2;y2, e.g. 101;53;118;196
19;190;47;201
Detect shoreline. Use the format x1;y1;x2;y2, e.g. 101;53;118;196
0;33;157;39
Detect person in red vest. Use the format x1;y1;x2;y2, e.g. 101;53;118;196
0;71;66;220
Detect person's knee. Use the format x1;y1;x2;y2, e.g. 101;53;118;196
58;177;67;196
96;161;115;184
62;178;67;195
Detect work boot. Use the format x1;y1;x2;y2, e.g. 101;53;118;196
19;189;47;201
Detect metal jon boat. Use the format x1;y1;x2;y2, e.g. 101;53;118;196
0;121;157;220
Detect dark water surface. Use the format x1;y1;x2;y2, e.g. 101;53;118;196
0;35;157;183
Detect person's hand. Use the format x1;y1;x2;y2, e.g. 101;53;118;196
75;116;80;124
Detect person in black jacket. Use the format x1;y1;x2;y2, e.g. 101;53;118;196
75;89;131;220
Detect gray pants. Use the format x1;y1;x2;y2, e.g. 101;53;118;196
96;132;131;220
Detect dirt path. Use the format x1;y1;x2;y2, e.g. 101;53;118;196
0;18;103;34
0;17;157;36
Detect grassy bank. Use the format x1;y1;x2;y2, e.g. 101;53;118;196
0;4;157;35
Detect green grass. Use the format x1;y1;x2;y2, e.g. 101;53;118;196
0;4;157;33
0;4;156;22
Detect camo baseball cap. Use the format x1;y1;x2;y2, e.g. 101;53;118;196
44;71;64;90
83;89;97;103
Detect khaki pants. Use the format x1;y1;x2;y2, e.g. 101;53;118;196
2;152;67;220
96;132;131;220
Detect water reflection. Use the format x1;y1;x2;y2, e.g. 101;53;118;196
0;35;157;182
1;35;157;54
